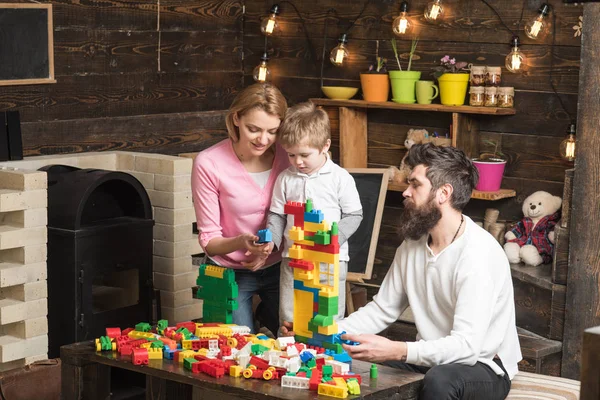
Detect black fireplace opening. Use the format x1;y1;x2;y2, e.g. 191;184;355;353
41;165;154;358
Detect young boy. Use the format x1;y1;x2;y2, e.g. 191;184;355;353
266;101;363;327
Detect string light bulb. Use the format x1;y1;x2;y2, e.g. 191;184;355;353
559;123;576;162
424;0;444;23
525;3;551;40
393;2;411;36
253;53;270;82
260;4;280;36
330;34;349;67
505;36;526;73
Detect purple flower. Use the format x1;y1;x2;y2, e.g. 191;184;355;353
450;58;456;65
441;55;450;63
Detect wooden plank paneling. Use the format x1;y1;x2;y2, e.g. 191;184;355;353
159;0;242;32
562;2;600;380
0;72;241;121
20;110;228;156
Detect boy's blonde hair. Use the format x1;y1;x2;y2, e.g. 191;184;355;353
278;102;330;149
225;83;288;142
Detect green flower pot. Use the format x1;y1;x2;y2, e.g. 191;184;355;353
389;71;422;104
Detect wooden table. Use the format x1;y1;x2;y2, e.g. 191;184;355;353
61;341;424;400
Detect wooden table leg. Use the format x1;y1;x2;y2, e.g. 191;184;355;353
61;360;111;400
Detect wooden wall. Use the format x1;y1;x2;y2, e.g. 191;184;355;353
1;0;242;156
243;0;582;286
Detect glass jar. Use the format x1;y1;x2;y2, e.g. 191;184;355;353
484;87;498;107
498;87;515;108
469;86;485;106
485;66;502;86
470;65;486;87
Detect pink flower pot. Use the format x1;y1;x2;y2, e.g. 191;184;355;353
473;159;506;191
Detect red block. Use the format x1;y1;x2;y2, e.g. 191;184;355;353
121;327;134;336
132;348;149;365
333;373;362;385
289;260;314;271
220;345;232;357
308;369;322;391
176;321;196;333
105;327;121;339
119;344;133;356
249;356;269;370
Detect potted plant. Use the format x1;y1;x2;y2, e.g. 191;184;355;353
432;55;470;106
472;139;507;192
389;38;421;104
360;57;389;102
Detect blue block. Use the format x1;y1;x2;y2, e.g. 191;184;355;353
164;348;177;360
333;352;353;363
304;209;324;223
257;228;272;243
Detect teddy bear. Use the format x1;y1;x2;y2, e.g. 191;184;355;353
388;128;429;185
503;191;562;266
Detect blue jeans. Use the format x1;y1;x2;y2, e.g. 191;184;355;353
231;263;280;335
385;358;511;400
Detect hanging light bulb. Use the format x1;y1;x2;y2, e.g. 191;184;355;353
559;123;577;162
393;2;411;36
525;3;551;40
424;0;444;23
330;34;349;67
505;36;526;73
260;4;280;36
253;53;270;82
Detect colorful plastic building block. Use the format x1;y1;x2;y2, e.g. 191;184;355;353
370;364;378;379
256;228;272;243
196;264;238;323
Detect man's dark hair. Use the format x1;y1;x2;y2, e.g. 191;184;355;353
405;143;479;211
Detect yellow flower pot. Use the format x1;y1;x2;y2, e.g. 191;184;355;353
438;73;469;106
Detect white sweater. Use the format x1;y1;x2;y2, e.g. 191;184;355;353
338;216;522;379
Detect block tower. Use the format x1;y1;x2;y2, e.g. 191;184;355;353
196;264;238;323
285;200;348;359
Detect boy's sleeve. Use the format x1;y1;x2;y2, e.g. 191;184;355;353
267;211;286;250
337;210;363;245
339;172;363;214
268;171;287;249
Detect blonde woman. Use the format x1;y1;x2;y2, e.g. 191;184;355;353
192;83;289;334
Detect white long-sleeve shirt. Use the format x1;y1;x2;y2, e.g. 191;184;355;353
338;216;522;379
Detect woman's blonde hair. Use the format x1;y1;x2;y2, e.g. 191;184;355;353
225;83;288;141
278;102;330;149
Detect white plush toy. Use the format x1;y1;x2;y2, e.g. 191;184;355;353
504;191;562;266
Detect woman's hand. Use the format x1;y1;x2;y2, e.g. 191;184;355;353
238;234;273;257
341;334;407;363
241;255;269;272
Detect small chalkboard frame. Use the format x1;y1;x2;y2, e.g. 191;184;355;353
0;3;56;86
345;168;389;283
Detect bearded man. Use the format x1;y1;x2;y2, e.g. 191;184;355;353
339;143;522;400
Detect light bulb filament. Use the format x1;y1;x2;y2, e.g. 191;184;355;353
429;4;440;20
398;17;408;33
335;48;345;64
566;141;575;159
266;18;275;34
529;19;543;38
511;53;521;70
258;64;267;82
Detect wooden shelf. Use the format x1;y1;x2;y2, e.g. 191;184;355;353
310;98;517;115
388;182;516;200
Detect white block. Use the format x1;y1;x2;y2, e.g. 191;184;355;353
0;299;26;325
0;262;27;288
128;171;155;190
0;226;47;250
154;223;194;243
0;190;47;212
153;256;195;275
154;207;196;226
154;239;198;258
0;170;46;191
1;316;48;339
0;280;47;301
281;375;309;389
0;245;47;264
154;174;192;192
134;154;192;175
160;288;196;308
153;271;197;292
0;208;48;228
147;190;192;210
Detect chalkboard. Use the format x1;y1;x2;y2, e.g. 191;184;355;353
346;168;389;282
0;4;55;86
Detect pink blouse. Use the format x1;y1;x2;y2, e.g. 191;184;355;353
192;139;290;268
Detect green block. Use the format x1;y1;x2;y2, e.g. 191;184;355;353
251;344;269;355
135;322;151;332
151;341;164;349
318;296;338;316
331;222;338;235
322;342;344;354
306;199;313;212
184;358;198;370
313;230;330;245
312;314;333;327
322;365;333;376
306;358;316;368
157;319;168;332
100;336;112;351
308;320;319;334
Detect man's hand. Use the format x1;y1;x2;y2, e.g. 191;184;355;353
341;333;407;363
279;321;295;337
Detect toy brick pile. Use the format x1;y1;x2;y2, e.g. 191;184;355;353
95;321;364;398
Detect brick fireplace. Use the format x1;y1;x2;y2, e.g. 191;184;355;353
0;151;203;370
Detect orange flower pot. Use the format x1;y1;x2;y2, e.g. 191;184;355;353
360;73;390;102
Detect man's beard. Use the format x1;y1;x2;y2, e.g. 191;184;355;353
398;194;442;241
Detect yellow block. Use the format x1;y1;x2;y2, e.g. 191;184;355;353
318;322;339;336
140;342;152;349
204;265;225;279
319;286;338;297
290;227;304;241
230;365;242;377
289;245;303;259
148;348;163;360
179;350;197;363
304;221;329;232
295;239;315;247
294;268;314;281
303;249;339;265
294;289;315;339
